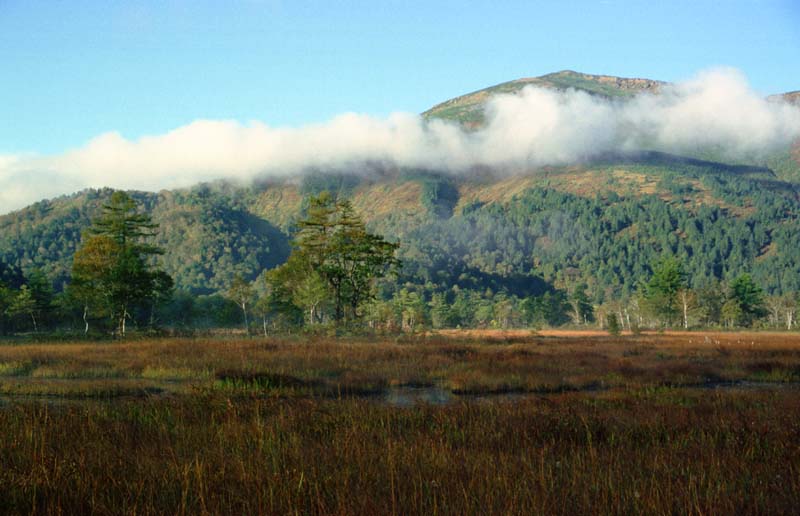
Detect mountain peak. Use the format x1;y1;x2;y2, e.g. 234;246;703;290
539;70;663;90
423;71;663;126
783;91;800;104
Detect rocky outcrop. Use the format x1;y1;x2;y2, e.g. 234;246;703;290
767;91;800;105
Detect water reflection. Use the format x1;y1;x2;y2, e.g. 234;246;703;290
382;386;454;406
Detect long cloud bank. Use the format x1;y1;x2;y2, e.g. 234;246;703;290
1;68;799;213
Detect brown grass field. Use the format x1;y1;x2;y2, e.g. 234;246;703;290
1;331;799;514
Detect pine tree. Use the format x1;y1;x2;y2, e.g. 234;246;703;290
70;191;172;336
273;192;400;325
727;274;767;327
643;256;688;327
8;286;38;332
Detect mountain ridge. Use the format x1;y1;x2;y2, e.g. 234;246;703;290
2;71;800;302
422;70;665;127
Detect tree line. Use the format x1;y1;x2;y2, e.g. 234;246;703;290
4;159;800;304
0;189;797;337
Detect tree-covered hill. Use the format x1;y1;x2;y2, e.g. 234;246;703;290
1;71;800;307
2;150;800;303
0;185;290;294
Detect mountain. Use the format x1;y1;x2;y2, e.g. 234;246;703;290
424;71;800;184
769;91;800;105
422;70;663;127
2;72;800;303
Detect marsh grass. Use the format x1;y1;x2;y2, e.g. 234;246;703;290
2;332;800;513
1;333;800;398
0;361;34;376
1;391;799;514
141;366;212;381
0;378;166;398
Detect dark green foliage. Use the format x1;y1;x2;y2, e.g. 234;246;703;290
727;274;768;327
389;156;800;303
89;192;159;248
606;313;622;336
70;192;173;335
0;191;107;286
194;295;243;327
7;286;39;332
151;187;290;294
0;148;800;332
520;291;571;327
154;292;245;330
269;192;400;325
416;174;459;218
428;292;454;329
0;260;24;289
695;281;724;326
765;146;800;183
4;269;55;333
643;256;688;327
570;283;594;324
300;172;361;199
0;186;290;296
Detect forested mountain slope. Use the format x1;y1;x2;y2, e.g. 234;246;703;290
2;152;800;301
1;71;800;304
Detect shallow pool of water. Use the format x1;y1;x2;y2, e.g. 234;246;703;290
2;380;799;408
381;386;454;406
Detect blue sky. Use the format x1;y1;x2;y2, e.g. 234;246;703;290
1;0;798;155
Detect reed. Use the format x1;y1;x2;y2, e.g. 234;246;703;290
1;332;799;513
0;332;799;397
0;391;798;514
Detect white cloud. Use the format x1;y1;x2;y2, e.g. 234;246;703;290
1;68;799;214
622;68;800;156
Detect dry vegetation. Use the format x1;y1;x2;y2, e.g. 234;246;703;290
3;332;798;397
1;332;800;514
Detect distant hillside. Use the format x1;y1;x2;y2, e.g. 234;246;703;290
425;71;800;183
2;71;800;302
3;151;800;300
0;187;290;294
422;70;663;127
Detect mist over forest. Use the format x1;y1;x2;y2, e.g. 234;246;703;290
1;68;799;214
1;69;800;335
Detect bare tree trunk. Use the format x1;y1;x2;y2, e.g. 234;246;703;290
30;312;38;333
571;301;581;325
683;296;688;330
83;305;89;335
677;290;693;330
241;301;249;335
149;302;156;328
768;301;781;327
262;315;268;337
